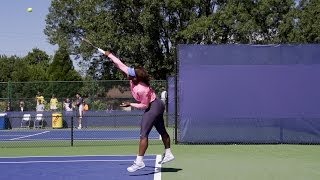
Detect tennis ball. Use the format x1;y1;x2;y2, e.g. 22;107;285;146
27;8;33;12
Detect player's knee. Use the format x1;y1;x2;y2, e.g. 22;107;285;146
140;133;149;139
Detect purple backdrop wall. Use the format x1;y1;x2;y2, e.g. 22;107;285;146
178;44;320;144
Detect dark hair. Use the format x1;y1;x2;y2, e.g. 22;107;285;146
135;67;150;86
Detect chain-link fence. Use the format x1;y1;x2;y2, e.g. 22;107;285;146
0;80;175;148
0;80;167;112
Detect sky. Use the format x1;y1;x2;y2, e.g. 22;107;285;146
0;0;57;57
0;0;301;58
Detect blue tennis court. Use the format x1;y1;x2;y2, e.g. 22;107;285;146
0;155;162;180
0;129;160;141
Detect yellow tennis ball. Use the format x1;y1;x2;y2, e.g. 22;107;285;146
27;8;33;12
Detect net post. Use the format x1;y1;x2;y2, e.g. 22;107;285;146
71;116;74;146
174;47;179;145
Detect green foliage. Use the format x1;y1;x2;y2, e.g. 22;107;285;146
45;0;203;80
295;0;320;43
44;0;320;81
48;47;82;81
24;48;50;65
90;99;107;111
0;56;14;82
22;48;50;82
0;48;82;105
3;0;320;111
2;0;320;81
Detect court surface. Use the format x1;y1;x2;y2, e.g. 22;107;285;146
0;155;162;180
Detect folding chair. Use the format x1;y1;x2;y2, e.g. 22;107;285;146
34;114;44;129
21;114;31;128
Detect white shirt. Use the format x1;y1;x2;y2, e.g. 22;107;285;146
161;90;167;101
36;104;45;112
64;102;73;111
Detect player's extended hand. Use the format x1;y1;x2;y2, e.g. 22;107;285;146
97;48;111;56
120;102;130;107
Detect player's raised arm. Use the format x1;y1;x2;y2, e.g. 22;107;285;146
98;48;129;76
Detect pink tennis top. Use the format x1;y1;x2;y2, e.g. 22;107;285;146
107;53;157;109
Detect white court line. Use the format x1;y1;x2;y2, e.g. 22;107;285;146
0;154;159;158
154;155;162;180
9;131;50;140
9;137;161;141
0;159;156;164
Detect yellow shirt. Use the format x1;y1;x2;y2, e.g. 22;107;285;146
36;95;45;105
50;98;58;107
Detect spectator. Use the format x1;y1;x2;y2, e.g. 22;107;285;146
83;101;89;112
63;98;73;112
5;101;12;129
35;91;45;108
75;93;84;129
6;101;12;112
50;94;58;111
63;98;73;128
19;100;25;112
161;88;167;104
161;88;167;111
36;99;45;112
82;101;89;128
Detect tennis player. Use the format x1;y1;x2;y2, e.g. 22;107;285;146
98;48;175;172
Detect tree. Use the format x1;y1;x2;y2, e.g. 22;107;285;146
47;47;82;81
23;48;50;81
44;0;318;81
44;0;213;80
179;0;297;44
24;48;50;65
0;51;50;103
294;0;320;43
0;55;19;82
47;47;83;98
252;0;296;44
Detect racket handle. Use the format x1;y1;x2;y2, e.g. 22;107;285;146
98;48;105;54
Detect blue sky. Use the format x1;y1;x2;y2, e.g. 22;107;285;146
0;0;57;57
0;0;301;58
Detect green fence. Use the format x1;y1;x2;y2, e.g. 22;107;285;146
0;80;175;148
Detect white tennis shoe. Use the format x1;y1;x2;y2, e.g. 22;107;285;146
127;161;145;172
159;153;175;164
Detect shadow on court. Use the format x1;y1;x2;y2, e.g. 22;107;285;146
128;166;183;176
160;167;183;172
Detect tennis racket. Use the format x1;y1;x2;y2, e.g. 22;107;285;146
81;37;99;49
80;36;107;57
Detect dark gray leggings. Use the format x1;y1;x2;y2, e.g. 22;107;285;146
140;98;167;138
